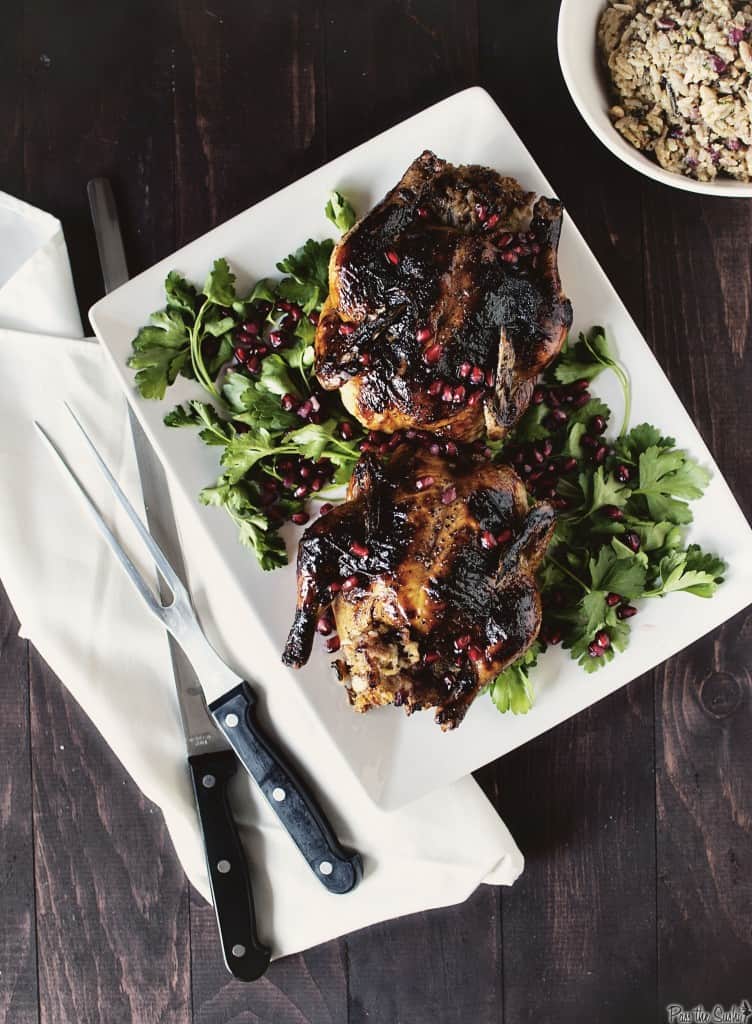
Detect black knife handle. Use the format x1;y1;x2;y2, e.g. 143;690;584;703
188;749;271;981
209;683;363;895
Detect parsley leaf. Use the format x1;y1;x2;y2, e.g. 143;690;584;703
128;311;191;400
488;644;540;715
276;238;334;315
631;445;710;524
325;191;357;233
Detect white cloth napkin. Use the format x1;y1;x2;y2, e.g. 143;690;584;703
0;193;523;960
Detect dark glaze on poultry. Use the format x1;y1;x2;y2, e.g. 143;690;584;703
315;151;573;440
283;448;555;729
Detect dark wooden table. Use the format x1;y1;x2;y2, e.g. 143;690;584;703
1;3;751;1022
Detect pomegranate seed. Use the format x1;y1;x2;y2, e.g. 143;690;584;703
458;362;471;378
467;646;484;662
358;352;372;366
416;326;433;343
441;485;457;504
602;505;623;521
596;630;611;649
385;249;400;265
544;625;562;645
452;385;466;403
319;502;334;515
282;474;297;489
428;379;443;396
281;393;297;411
309;395;321;413
294;484;309;499
623;531;641;552
470;366;485;385
326;635;341;653
308;310;320;325
615;464;631;483
594;445;608;465
484;212;500;229
429;442;441;456
498;233;513;247
415;475;435;491
423;343;443;365
485;370;494;387
299;465;312;479
496;528;513;544
234;345;247;362
339;322;356;336
269;331;285;349
328;581;342;595
341;574;360;592
656;16;677;29
606;592;622;607
572;392;591;409
468;390;482;406
455;634;471;650
297;400;313;419
445;441;458;456
311;477;323;491
532;448;545;465
581;434;598;450
546;389;561;408
617;605;638;620
561;456;577;472
571;378;590;392
532;386;546;404
500;250;518;264
441;385;454;403
541;439;553;457
546;409;568;427
339;421;353;440
423;651;441;665
481;530;498;550
416;206;429;218
475;204;488;222
350;541;370;558
588;641;604;658
710;54;727;74
316;614;334;635
589;415;607;435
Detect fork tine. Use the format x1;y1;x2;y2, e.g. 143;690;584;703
34;421;165;619
63;403;189;603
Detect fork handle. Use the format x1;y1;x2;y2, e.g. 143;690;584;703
209;683;363;895
188;749;271;981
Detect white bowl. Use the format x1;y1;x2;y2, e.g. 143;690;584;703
557;0;752;197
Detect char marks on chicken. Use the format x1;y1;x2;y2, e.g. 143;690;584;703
282;448;555;729
315;151;573;440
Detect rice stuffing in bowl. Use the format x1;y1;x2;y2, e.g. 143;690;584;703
599;0;752;182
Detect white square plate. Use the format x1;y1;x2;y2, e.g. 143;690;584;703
90;87;752;811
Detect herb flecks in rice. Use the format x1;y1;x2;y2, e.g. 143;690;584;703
599;0;752;182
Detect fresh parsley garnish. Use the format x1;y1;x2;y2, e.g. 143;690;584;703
490;326;724;706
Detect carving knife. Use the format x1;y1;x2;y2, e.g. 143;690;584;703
85;179;362;969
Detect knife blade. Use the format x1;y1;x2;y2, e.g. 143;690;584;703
87;178;271;981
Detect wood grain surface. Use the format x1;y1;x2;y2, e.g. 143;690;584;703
0;2;750;1022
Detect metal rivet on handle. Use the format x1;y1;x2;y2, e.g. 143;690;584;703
217;859;231;874
232;944;246;958
202;774;216;789
272;787;286;802
225;713;239;728
319;860;333;876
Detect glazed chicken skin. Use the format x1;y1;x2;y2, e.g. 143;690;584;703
315;151;573;441
282;447;555;730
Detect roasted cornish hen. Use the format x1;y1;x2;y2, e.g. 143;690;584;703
315;151;572;441
282;448;555;729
